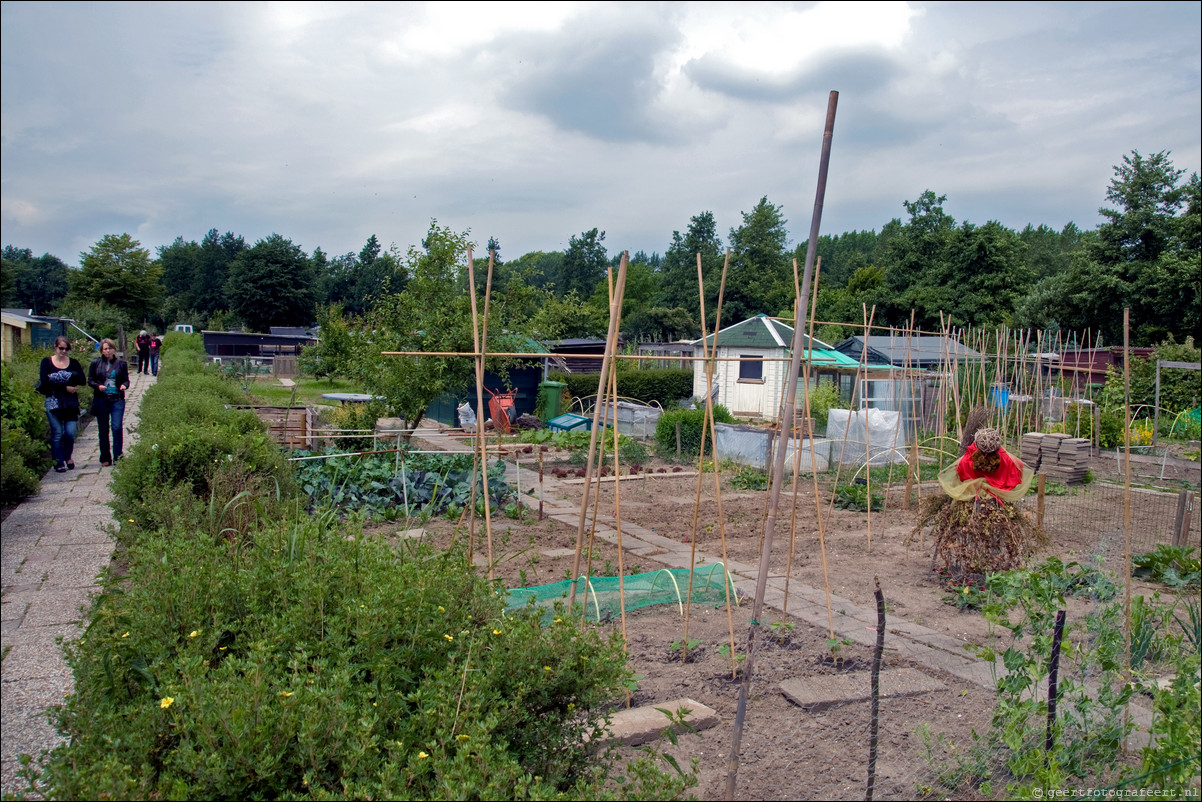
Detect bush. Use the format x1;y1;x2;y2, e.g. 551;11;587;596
1;419;48;502
552;369;695;409
36;514;681;800
1;359;51;505
654;405;735;459
803;379;841;427
110;368;292;531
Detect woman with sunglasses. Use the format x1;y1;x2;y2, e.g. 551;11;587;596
39;335;86;472
87;338;131;466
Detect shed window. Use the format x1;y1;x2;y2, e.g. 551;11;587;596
738;355;764;382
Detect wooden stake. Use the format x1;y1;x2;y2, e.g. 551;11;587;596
727;88;837;800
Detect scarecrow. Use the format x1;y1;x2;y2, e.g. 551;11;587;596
913;412;1044;585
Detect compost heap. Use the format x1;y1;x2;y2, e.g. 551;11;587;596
917;423;1043;585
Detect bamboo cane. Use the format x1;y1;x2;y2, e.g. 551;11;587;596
568;255;628;607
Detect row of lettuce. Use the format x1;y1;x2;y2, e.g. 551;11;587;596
28;333;692;801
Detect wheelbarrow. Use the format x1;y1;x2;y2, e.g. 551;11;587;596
486;387;518;434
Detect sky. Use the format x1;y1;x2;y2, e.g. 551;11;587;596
2;1;1200;268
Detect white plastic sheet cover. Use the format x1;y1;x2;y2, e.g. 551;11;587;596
826;408;907;466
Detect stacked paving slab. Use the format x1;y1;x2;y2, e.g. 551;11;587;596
1021;431;1091;483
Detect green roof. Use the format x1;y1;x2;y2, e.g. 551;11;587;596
693;315;860;368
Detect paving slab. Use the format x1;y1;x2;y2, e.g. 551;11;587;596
604;697;721;746
780;667;946;710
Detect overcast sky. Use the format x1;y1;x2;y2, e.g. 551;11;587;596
2;1;1199;268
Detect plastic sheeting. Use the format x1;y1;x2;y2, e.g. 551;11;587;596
826;408;907;466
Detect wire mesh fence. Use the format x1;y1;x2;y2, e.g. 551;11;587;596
1023;480;1199;556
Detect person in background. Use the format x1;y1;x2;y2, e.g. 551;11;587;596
148;331;162;376
39;335;86;472
88;338;131;467
136;329;151;374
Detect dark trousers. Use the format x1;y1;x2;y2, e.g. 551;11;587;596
93;396;126;463
45;411;77;466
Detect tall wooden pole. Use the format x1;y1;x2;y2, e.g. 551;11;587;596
726;89;838;799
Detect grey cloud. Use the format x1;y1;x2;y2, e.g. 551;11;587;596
496;16;682;143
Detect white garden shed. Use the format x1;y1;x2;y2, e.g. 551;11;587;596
690;315;860;421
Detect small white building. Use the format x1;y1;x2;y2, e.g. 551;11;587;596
690;315;860;421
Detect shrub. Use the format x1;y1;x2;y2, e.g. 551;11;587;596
110;368;292;531
36;513;676;800
654;405;735;459
1;419;48;502
802;379;841;427
1;359;52;505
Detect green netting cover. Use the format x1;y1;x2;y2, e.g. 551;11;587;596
503;564;739;623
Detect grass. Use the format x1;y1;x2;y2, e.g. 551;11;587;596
245;375;364;407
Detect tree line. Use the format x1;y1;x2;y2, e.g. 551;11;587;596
2;150;1197;348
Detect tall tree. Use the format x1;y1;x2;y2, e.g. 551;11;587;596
354;222;525;431
66;234;163;326
192;229;246;318
224;234;318;332
725;197;790;322
1021;151;1200;344
2;246;70;314
559;228;607;299
658;211;723;318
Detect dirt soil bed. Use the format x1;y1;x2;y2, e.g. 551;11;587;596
362;452;1196;800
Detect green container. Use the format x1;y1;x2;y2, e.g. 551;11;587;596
539;380;567;420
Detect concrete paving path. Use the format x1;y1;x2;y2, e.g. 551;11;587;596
1;370;156;797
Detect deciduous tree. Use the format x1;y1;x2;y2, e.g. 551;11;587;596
224;234;318;332
67;234;163;326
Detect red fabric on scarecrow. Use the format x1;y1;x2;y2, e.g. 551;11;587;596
955;443;1025;490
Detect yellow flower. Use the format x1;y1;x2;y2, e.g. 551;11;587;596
493;629;502;635
121;632;130;638
418;751;429;759
188;631;198;638
444;634;453;641
160;697;174;709
280;691;293;697
456;734;470;742
544;666;552;672
128;518;135;523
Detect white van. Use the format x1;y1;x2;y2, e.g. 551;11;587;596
173;324;194;334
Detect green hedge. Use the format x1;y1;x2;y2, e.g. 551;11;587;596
110;354;293;532
654;405;735;459
1;358;51;504
551;368;694;408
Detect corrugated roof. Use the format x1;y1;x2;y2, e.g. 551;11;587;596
839;335;983;365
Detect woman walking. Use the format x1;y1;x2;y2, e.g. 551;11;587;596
39;335;86;472
88;338;131;466
136;329;151;375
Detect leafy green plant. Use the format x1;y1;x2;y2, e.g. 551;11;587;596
1132;545;1201;588
729;466;768;491
832;482;883;511
294;450;512;521
803;379;841;427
